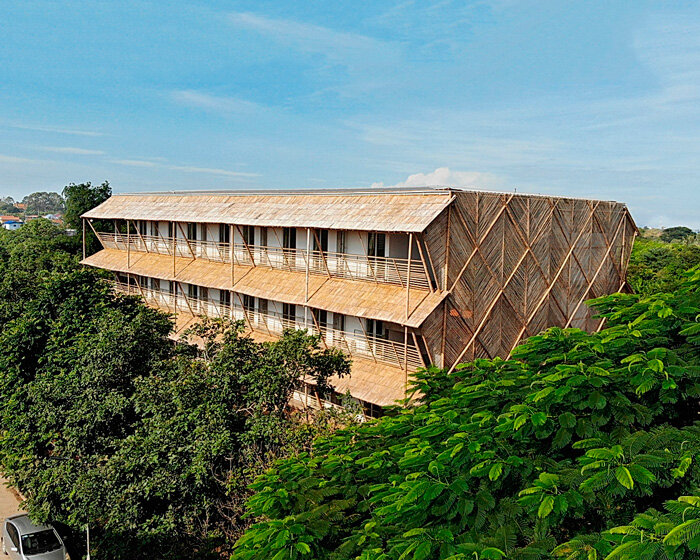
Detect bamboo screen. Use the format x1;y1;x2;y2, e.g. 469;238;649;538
421;191;636;369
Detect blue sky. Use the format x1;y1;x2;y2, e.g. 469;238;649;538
1;1;699;228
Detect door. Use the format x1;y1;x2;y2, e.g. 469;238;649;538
283;303;296;328
240;226;255;265
3;521;20;558
367;232;386;280
283;227;296;268
366;319;386;358
312;229;328;271
219;224;231;261
259;228;268;265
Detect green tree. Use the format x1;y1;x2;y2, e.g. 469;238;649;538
62;181;111;254
232;267;700;560
0;227;350;559
22;191;65;214
627;236;700;295
660;226;695;243
0;196;20;215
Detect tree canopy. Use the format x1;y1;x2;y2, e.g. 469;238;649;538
21;191;65;214
0;223;350;559
232;267;700;560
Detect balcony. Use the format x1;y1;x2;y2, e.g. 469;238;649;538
112;280;423;372
96;232;432;290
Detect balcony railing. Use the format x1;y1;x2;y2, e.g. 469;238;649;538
97;232;432;290
113;280;422;371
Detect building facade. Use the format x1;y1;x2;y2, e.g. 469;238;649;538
81;188;637;412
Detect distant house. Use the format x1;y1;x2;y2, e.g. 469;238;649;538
0;215;19;223
14;203;27;211
2;220;23;231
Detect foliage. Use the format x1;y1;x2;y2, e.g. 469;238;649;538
62;180;111;253
232;267;700;560
659;226;695;243
0;196;21;215
0;225;350;559
22;191;65;214
627;234;700;296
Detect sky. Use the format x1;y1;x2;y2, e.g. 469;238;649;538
0;1;699;228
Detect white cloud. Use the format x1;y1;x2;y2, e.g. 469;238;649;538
229;12;388;61
0;154;39;164
39;146;104;155
11;124;105;137
111;159;159;168
372;167;507;190
112;158;259;178
171;90;264;114
167;165;259;178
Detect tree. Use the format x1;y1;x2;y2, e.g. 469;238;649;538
627;236;700;295
0;196;20;215
21;191;65;214
62;181;112;254
660;226;695;243
232;267;700;560
0;227;350;559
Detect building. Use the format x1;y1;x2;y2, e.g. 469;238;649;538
80;187;637;413
2;220;23;231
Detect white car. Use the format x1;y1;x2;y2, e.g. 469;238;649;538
1;515;66;560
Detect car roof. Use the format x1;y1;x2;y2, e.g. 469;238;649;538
5;515;53;535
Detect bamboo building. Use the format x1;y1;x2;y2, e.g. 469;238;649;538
81;187;637;414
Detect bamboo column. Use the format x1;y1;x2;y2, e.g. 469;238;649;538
171;221;176;277
230;224;235;287
81;218;86;260
305;227;310;329
126;220;131;269
405;232;413;321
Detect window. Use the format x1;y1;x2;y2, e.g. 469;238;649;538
139;220;147;236
241;225;254;246
150;278;160;291
21;530;61;555
332;313;345;333
6;522;19;548
188;284;198;300
167;222;174;239
367;319;385;339
219;224;230;244
243;294;255;312
220;290;231;308
187;222;197;241
367;232;386;257
317;309;327;331
283;227;296;249
169;281;176;296
259;227;268;248
152;222;160;237
259;298;268;317
337;231;346;254
313;229;328;252
200;286;208;302
283;303;295;323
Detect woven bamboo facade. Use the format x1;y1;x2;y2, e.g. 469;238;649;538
81;187;636;412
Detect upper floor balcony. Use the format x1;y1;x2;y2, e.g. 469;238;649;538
96;231;434;291
111;279;424;372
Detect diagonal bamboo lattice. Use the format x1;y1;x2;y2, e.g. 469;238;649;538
421;191;636;371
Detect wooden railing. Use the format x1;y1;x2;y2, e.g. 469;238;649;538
97;232;431;290
113;280;422;371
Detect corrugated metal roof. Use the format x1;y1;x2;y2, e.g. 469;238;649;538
82;189;455;233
